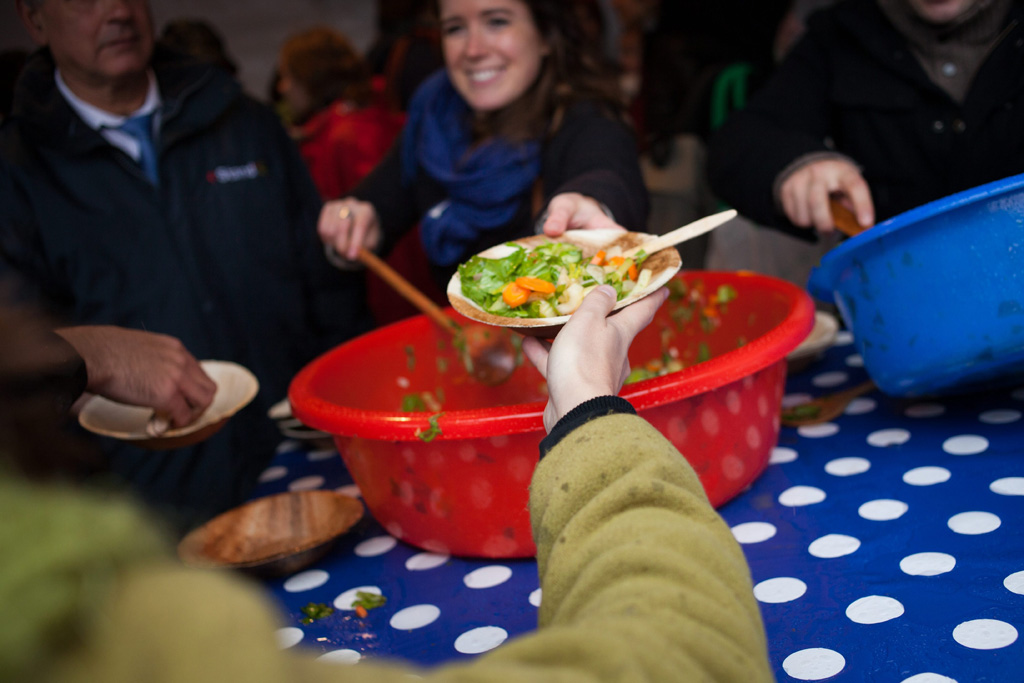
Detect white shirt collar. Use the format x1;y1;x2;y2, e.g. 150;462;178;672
55;69;161;130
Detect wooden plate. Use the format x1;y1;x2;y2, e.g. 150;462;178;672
78;360;259;450
177;490;364;577
447;229;682;337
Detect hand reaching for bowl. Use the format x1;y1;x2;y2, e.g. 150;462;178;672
55;326;216;431
540;192;624;237
778;158;875;233
522;284;669;432
318;198;383;263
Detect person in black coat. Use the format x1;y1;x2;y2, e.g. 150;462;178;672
707;0;1024;238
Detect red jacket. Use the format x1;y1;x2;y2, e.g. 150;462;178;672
295;100;404;199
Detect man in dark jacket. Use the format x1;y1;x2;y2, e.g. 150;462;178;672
2;0;373;532
707;0;1024;237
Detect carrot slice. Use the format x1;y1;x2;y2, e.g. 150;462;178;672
515;276;556;294
502;281;530;307
608;256;625;266
355;605;368;618
627;262;638;281
590;250;606;265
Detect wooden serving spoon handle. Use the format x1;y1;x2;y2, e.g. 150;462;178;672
829;198;869;237
358;248;459;334
622;208;737;259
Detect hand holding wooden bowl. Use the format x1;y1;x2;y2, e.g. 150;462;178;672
77;360;258;450
447;209;735;338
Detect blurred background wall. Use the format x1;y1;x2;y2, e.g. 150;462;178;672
0;0;377;101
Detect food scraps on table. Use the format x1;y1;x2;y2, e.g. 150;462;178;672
457;241;653;318
300;602;335;624
352;591;387;619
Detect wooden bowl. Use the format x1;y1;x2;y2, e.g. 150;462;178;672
447;229;682;338
177;490;364;577
78;360;259;450
786;311;839;374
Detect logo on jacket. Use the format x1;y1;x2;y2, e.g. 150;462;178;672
206;161;268;184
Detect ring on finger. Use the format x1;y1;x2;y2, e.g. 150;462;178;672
338;206;352;221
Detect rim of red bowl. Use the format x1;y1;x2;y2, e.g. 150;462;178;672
290;271;816;442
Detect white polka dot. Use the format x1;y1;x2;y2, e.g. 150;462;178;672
529;588;542;607
396;376;410;388
489;434;510;448
757;394;770;418
284;570;330;592
390;604;441;630
952;619;1018;650
845;397;876;415
770;447;798;464
1004;570;1024;595
307;448;336;462
745;425;763;450
275;627;304;649
385;522;403;538
943;435;989;455
731;521;778;544
276;439;300;453
317;649;361;664
406;552;449;571
825;457;871;476
354;536;398;557
779;486;826;507
903;466;951;486
289;475;325;491
808;534;861;559
835;331;854;345
846;595;904;624
754;577;807;603
334;586;382;610
782;648;846;680
700;407;721;436
464;565;513;589
905;403;945;419
845;354;864;367
721;454;746;480
258;466;288;483
859;499;908;521
813;371;849;388
783;393;813;408
454;626;508;654
991;477;1024;496
948;511;1001;535
798;423;840;438
867;429;911;447
900;552;956;576
901;674;958;683
336;484;361;498
726;390;742;414
979;409;1022;424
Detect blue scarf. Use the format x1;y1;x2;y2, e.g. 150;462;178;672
401;70;541;266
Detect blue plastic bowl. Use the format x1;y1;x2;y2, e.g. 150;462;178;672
808;172;1024;397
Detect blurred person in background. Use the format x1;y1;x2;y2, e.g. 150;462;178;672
158;18;238;77
1;286;773;682
708;0;1024;238
366;0;445;112
318;0;648;292
277;26;405;200
1;0;373;533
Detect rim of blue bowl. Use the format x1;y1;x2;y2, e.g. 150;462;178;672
808;171;1024;300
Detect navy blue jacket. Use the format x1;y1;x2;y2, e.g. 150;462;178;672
0;47;373;531
707;0;1024;237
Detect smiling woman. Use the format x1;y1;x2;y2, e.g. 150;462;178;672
316;0;649;298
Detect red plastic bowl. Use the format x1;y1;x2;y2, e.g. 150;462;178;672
290;271;814;558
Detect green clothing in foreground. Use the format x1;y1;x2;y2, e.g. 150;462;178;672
0;414;772;682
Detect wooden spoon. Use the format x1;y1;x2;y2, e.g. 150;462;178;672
622;208;737;258
781;380;877;427
358;248;517;386
829;198;870;237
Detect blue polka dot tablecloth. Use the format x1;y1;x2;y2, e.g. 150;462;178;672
254;330;1024;681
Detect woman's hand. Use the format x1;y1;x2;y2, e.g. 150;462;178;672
317;198;383;262
522;285;668;432
540;192;623;237
55;326;216;430
779;159;874;233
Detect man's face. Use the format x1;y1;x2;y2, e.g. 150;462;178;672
905;0;978;24
19;0;154;89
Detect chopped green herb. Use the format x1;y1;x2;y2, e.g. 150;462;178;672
300;602;335;624
401;394;427;412
352;591;388;610
436;357;449;373
697;342;711;363
416;412;444;442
